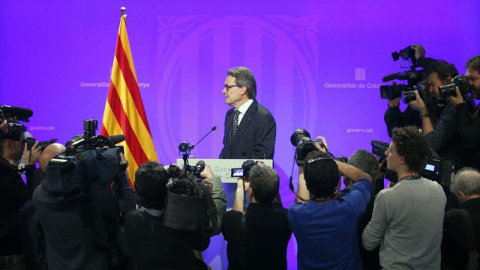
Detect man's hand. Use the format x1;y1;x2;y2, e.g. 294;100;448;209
203;180;213;194
408;90;428;115
449;87;465;106
200;164;214;179
388;97;401;108
315;136;328;153
411;44;426;59
119;153;128;173
23;142;41;165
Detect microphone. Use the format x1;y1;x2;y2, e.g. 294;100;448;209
191;126;217;150
109;134;125;144
235;126;266;160
382;71;421;82
382;73;400;82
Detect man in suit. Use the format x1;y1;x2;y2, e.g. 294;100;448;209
219;67;276;159
442;167;480;269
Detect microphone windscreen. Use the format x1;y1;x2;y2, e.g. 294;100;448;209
109;134;125;144
196;160;206;167
382;73;399;82
212;126;217;131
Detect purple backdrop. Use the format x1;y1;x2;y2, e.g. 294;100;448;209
2;1;479;269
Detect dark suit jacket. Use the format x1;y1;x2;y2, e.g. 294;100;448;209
219;100;276;159
442;198;480;269
124;210;209;270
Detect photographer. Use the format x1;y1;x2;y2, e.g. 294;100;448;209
32;146;135;270
124;161;225;270
442;167;480;269
0;122;41;269
288;139;372;270
340;150;382;270
222;164;291;270
362;126;446;269
449;55;480;170
384;44;438;138
408;60;476;168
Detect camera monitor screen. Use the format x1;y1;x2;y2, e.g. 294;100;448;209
231;168;244;177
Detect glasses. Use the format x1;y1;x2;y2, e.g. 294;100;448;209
224;84;239;90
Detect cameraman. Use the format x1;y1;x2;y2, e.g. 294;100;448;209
124;161;226;270
32;148;135;270
384;45;438;138
222;164;291;270
362;126;446;269
0;122;41;269
288;140;372;269
449;55;480;170
408;60;476;168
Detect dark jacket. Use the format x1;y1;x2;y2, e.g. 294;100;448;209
124;210;209;270
455;103;480;170
442;198;480;269
220;100;276;159
222;203;291;270
0;159;39;256
32;173;135;270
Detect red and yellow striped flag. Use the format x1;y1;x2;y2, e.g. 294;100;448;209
101;11;157;185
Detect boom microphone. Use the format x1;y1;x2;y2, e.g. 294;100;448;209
109;134;125;144
192;126;217;150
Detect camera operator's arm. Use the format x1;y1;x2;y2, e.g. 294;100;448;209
116;154;135;215
335;161;372;183
409;90;435;135
201;164;227;235
232;178;248;211
411;44;437;69
362;191;388;251
296;166;310;203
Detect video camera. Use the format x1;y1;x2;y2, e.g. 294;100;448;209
370;140;454;185
392;46;417;66
380;45;430;104
0;105;33;123
45;119;126;195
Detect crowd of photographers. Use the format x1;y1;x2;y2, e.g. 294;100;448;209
1;49;480;270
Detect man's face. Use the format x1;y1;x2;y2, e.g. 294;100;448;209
4;135;24;161
427;72;449;101
466;68;480;99
222;75;246;108
385;142;403;172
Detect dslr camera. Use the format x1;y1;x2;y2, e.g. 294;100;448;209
438;75;472;99
231;160;258;178
290;129;327;166
0;120;56;151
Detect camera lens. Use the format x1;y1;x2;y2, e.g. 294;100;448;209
290;129;311;147
401;90;416;103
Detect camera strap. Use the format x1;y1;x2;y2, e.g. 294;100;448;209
240;211;248;270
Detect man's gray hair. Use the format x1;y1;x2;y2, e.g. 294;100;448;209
228;66;257;99
249;164;279;204
347;149;379;180
451;167;480;196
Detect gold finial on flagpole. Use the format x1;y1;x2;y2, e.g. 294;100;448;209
121;7;126;16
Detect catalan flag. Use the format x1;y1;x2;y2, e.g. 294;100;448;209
101;10;157;185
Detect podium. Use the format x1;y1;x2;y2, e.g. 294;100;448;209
175;159;273;183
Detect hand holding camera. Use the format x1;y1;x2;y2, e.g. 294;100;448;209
448;86;465;106
408;90;428;115
23;141;41;165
